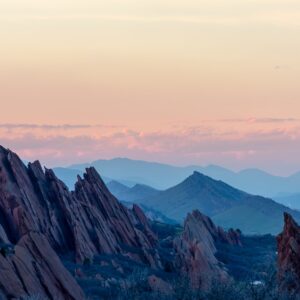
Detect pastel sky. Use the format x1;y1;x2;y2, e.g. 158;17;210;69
0;0;300;174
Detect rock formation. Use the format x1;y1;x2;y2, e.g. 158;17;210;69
0;145;246;299
0;146;160;299
277;212;300;293
173;210;241;289
0;232;85;300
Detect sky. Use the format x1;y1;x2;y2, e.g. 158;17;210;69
0;0;300;175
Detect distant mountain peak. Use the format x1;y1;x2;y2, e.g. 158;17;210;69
67;157;300;197
190;170;207;179
185;171;217;186
135;169;300;234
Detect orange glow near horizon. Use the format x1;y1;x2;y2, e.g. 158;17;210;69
0;1;300;173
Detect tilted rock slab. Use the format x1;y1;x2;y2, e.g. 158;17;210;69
174;210;241;289
277;213;300;293
0;232;84;299
0;146;160;298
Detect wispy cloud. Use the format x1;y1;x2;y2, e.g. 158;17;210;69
1;121;300;175
0;123;92;129
220;118;300;124
0;123;121;130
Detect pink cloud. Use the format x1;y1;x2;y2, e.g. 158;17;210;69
0;120;300;175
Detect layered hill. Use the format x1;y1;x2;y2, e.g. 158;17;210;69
274;193;300;210
137;172;300;234
107;180;160;202
1;145;296;299
69;158;300;197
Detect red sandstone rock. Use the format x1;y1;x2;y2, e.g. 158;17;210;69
277;213;300;293
131;204;158;246
0;232;84;299
0;146;161;298
0;146;160;263
0;145;245;298
173;210;240;289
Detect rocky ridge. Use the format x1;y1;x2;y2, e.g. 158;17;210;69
277;213;300;293
0;145;244;299
0;146;160;299
174;210;241;288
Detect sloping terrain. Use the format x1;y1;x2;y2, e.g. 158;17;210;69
107;180;160;202
0;146;160;299
69;158;300;197
273;193;300;210
0;145;298;299
63;210;241;299
137;172;300;234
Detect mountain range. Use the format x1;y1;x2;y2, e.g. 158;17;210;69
65;158;300;198
106;180;160;202
1;146;300;298
129;171;300;235
273;193;300;210
0;145;246;299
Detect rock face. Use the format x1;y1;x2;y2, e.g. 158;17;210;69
277;213;300;293
0;232;85;300
174;210;241;288
0;145;246;298
0;146;160;299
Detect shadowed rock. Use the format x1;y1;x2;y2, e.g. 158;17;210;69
0;232;84;299
174;210;241;289
0;146;161;298
277;213;300;293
